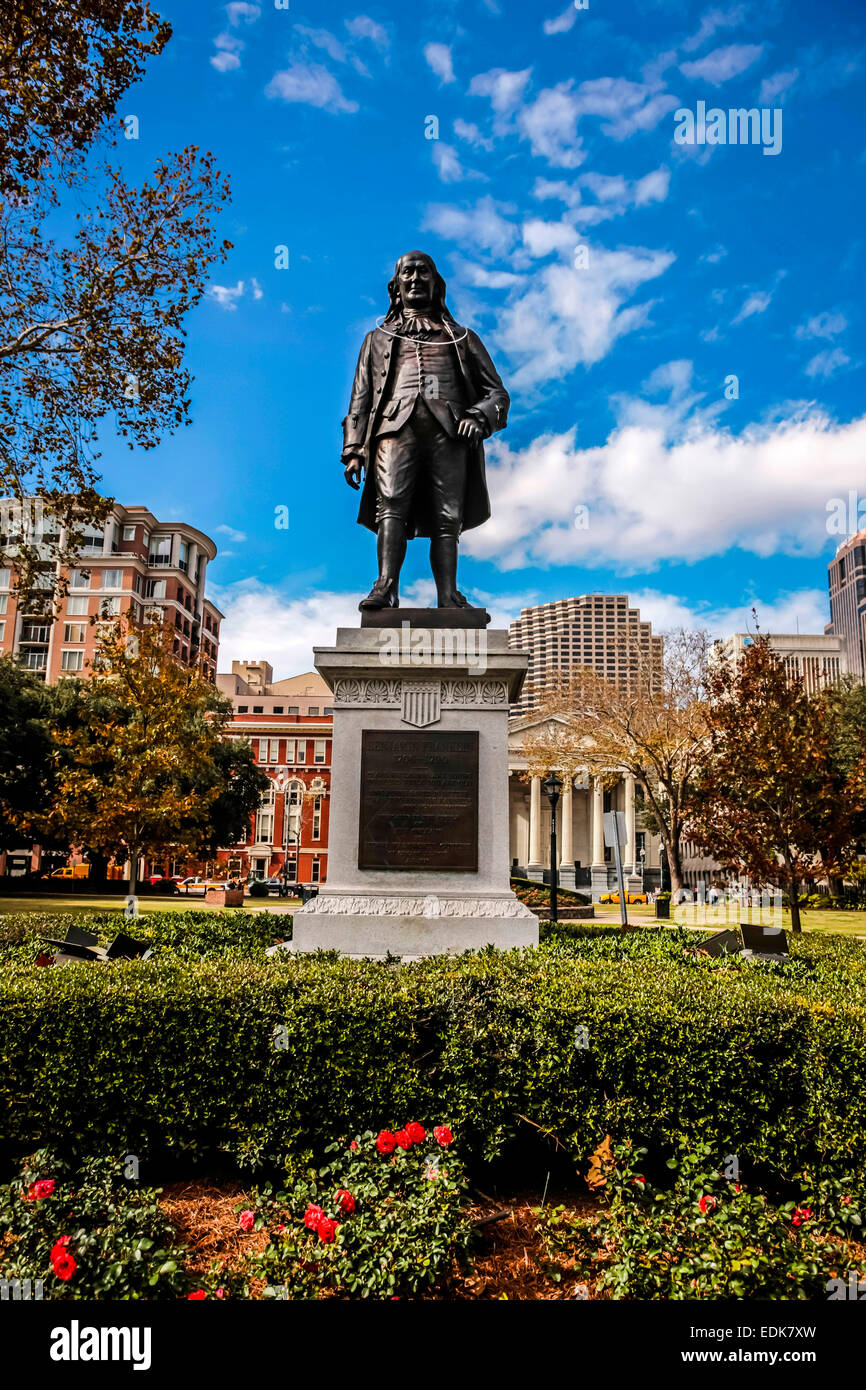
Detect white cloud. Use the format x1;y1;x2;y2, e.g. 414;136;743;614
469;67;532;116
796;311;847;341
462;406;866;572
295;26;349;64
216;524;248;543
425;42;455;85
681;6;745;55
453;118;494;151
731;289;771;324
517;82;586;167
211;49;241;73
626;587;830;640
423;196;519;258
494;245;675;390
431;143;483;184
214;583;359;677
345;15;389;50
679;43;764;85
207;280;246;311
265;62;359;114
543;4;578;35
805;348;851;378
226;2;260;24
251;277;263;300
701;244;728;263
759;68;799;104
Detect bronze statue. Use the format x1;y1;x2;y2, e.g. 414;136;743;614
342;250;510;610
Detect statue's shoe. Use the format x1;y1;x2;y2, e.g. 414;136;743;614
437;589;469;609
359;579;399;611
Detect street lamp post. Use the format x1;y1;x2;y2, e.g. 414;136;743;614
543;773;563;924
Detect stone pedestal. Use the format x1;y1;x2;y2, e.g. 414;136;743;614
287;623;538;958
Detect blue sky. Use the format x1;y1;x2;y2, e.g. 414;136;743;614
97;0;866;676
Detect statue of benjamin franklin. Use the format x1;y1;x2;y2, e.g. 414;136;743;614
342;250;510;611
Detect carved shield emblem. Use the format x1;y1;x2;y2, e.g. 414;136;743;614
401;681;440;727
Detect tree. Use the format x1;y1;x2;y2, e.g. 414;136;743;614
685;636;866;933
0;0;231;597
27;618;266;893
520;629;710;893
0;655;54;851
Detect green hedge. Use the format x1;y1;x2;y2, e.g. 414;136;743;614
1;914;865;1180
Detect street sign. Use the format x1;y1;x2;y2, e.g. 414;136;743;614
603;810;627;848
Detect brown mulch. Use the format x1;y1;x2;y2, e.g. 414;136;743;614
159;1179;600;1299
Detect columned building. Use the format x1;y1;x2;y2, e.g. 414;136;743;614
507;715;661;896
715;631;848;692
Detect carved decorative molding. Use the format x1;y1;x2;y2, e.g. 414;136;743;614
300;893;536;920
332;677;509;709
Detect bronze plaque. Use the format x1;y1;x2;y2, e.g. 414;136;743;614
359;730;478;871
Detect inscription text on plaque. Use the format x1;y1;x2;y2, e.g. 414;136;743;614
358;730;479;871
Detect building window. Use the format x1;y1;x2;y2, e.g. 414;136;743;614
0;621;4;642
145;579;166;599
101;569;123;589
324;706;334;715
237;705;248;713
309;706;319;716
149;537;171;566
69;568;91;589
285;858;297;881
255;786;275;843
287;706;299;715
21;649;47;670
0;594;7;614
312;795;322;841
314;739;326;765
61;650;84;671
0;568;10;588
253;705;263;713
99;596;121;616
64;623;87;643
272;705;284;714
122;525;136;541
311;857;321;883
66;595;89;616
288;781;303;808
284;738;296;763
178;540;189;572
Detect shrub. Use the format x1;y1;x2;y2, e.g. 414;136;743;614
535;1138;860;1300
1;920;865;1181
249;1120;470;1299
247;880;270;899
0;1150;231;1300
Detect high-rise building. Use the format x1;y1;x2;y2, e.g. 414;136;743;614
508;594;663;717
826;530;866;679
0;500;222;682
715;632;849;693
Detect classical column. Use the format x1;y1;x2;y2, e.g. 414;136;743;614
527;775;543;880
559;775;575;888
590;776;608;900
624;774;636;873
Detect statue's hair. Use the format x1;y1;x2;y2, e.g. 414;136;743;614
384;251;458;325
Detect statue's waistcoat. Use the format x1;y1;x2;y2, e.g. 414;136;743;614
375;334;468;438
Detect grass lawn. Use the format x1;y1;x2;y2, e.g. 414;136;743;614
0;894;300;915
592;900;866;936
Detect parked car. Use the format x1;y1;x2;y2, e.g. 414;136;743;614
176;877;217;895
42;865;90;880
144;875;179;894
600;891;648;905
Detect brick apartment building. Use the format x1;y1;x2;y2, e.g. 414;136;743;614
0;499;222;682
216;661;332;885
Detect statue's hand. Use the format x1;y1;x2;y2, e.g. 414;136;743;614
457;416;484;444
343;456;364;490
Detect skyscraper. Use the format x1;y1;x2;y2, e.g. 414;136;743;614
508;594;663;717
826;530;866;680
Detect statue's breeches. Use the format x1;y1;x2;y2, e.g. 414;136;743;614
373;399;467;534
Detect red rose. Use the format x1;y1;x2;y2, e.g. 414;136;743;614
238;1209;255;1233
406;1122;426;1145
433;1125;453;1148
376;1130;396;1155
792;1205;812;1227
53;1251;77;1282
699;1194;716;1215
304;1203;325;1232
188;1291;207;1300
350;1140;358;1151
24;1178;55;1202
395;1129;412;1151
317;1217;340;1244
335;1189;355;1215
50;1236;70;1263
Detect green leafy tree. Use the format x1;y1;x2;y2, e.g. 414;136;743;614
686;636;866;933
28;618;264;892
0;0;231;597
0;655;54;851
